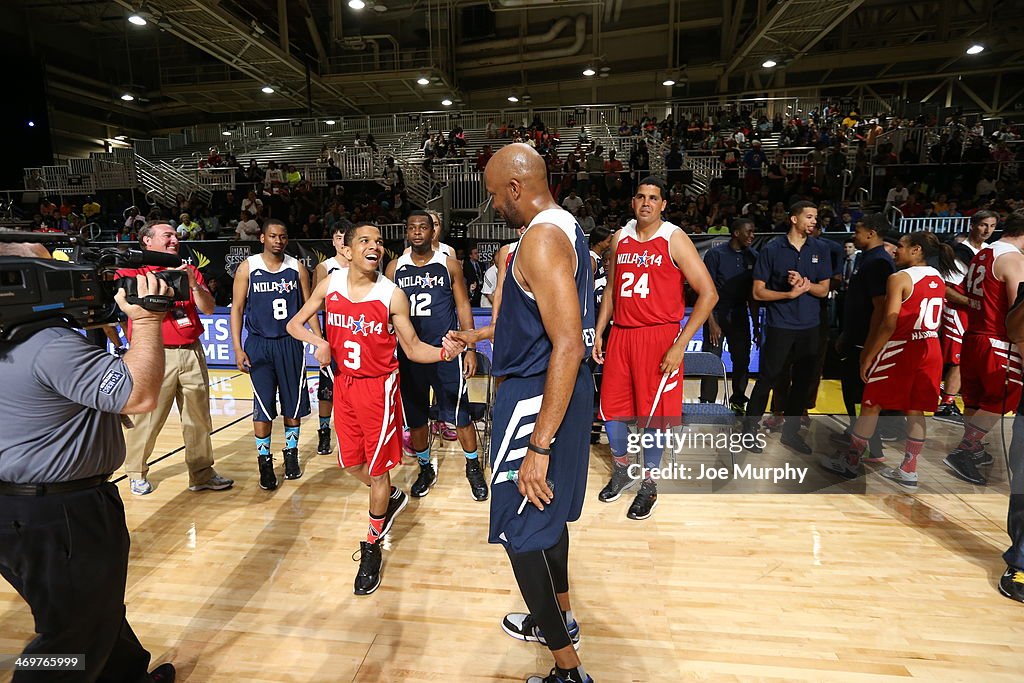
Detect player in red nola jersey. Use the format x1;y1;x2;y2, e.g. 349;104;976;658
943;211;1024;486
821;232;959;487
592;176;717;521
287;222;465;596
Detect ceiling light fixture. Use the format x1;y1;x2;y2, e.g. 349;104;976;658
222;131;232;136
966;44;985;55
507;94;519;103
417;77;430;86
441;98;453;106
324;119;336;125
261;85;275;94
663;79;675;86
120;93;135;101
348;0;365;9
762;59;777;68
583;67;596;77
128;13;147;26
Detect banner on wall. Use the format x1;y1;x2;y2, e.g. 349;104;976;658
182;308;759;373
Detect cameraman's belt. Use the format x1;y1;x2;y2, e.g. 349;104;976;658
0;474;110;496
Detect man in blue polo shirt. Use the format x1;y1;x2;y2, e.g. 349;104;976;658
699;217;759;414
743;200;832;453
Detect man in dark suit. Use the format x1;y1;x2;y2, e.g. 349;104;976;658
464;246;485;307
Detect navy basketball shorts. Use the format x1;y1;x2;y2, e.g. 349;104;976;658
244;334;311;422
399;354;471;429
318;363;336;402
489;364;593;554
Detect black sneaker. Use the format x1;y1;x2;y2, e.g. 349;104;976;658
743;430;764;453
999;565;1024;603
148;663;176;683
381;487;408;539
598;463;637;502
729;401;746;417
353;541;382;595
933;402;964;425
283;448;302;480
258;454;278;491
972;450;994;467
943;448;987;485
466;458;488;501
781;433;813;455
526;668;593;683
626;479;658;520
501;612;581;649
317;428;332;455
410;462;437;498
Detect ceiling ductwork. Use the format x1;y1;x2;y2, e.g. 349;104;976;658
456;16;573;55
458;14;587;70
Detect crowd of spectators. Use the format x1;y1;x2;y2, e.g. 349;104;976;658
20;103;1023;247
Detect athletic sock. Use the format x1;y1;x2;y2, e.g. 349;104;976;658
255;436;271;457
319;416;331;431
845;432;869;467
605;420;629;463
367;512;385;544
563;609;575;625
940;393;957;405
284;426;300;450
902;437;925;474
464;450;479;461
643;428;663;477
416;448;431;466
957;423;989;451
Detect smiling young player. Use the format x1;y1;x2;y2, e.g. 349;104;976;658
287;222;465;595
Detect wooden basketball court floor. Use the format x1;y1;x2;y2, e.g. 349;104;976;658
3;369;1023;682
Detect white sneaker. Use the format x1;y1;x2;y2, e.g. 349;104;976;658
188;472;234;491
880;467;918;490
130;478;153;496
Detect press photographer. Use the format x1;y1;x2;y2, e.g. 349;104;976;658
0;240;176;682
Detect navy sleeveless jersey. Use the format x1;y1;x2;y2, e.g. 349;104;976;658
245;254;304;338
392;250;457;346
493;208;595;378
591;248;607;310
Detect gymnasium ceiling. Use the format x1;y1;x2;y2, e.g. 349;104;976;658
5;0;1024;132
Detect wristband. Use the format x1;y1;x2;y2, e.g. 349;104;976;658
440;347;448;362
528;442;552;455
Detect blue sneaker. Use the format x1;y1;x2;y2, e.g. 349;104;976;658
130;478;153;496
502;612;580;650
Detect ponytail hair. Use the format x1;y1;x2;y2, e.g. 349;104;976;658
905;230;958;280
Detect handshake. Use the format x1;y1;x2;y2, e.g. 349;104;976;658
441;330;469;362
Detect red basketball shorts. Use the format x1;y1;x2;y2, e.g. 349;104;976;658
598;323;683;427
862;339;942;412
940;306;966;366
960;334;1023;414
334;370;404;476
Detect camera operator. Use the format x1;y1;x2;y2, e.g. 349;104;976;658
115;222;233;495
0;242;176;682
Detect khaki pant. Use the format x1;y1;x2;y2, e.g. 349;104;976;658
123;344;215;487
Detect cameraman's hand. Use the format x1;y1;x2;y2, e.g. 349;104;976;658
115;272;170;323
174;264;198;289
